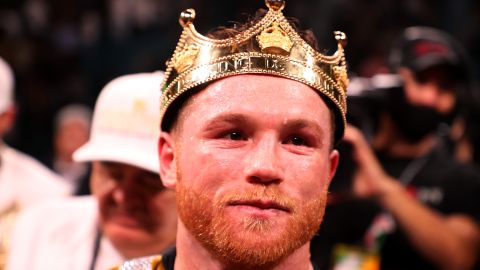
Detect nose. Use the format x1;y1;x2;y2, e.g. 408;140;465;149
411;82;439;107
243;134;283;185
113;178;146;209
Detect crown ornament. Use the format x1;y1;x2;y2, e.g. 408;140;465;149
160;0;349;142
256;22;293;55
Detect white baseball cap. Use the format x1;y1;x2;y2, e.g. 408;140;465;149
0;57;14;113
73;72;164;173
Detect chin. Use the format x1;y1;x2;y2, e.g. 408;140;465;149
232;217;290;242
103;222;152;244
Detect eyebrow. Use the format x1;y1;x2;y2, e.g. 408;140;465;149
283;119;325;140
203;113;251;130
284;119;323;131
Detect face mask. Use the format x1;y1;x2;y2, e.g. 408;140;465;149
386;87;455;143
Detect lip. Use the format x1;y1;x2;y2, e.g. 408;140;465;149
228;199;291;213
109;213;144;228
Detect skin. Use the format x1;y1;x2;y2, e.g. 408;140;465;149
346;67;480;269
399;67;456;114
54;119;90;162
0;106;16;138
90;161;177;259
158;74;339;270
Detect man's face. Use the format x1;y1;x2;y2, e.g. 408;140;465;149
399;67;456;114
161;74;339;267
91;161;177;257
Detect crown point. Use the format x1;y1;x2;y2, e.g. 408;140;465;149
334;31;347;48
265;0;285;11
179;9;196;27
256;22;293;55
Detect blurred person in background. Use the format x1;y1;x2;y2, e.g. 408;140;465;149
388;27;480;166
50;104;92;195
0;56;69;270
6;72;177;270
310;27;480;270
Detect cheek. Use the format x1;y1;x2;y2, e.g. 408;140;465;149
91;176;117;216
151;191;176;214
286;154;331;198
91;176;115;199
152;191;177;224
403;83;419;103
178;141;241;191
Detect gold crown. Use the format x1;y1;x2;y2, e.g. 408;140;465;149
160;0;349;142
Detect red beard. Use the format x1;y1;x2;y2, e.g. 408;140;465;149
176;176;327;269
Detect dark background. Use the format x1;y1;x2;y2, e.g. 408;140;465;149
1;0;480;165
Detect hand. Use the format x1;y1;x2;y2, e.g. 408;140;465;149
343;124;402;200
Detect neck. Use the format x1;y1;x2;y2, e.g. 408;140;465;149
373;114;437;158
116;240;174;260
174;221;314;270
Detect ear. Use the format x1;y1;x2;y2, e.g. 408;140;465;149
327;149;340;186
158;132;177;188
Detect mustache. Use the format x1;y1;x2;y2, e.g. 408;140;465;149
216;187;295;213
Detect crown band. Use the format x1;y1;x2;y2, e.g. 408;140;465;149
161;0;349;142
163;53;344;113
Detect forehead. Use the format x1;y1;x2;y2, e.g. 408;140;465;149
178;74;331;129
